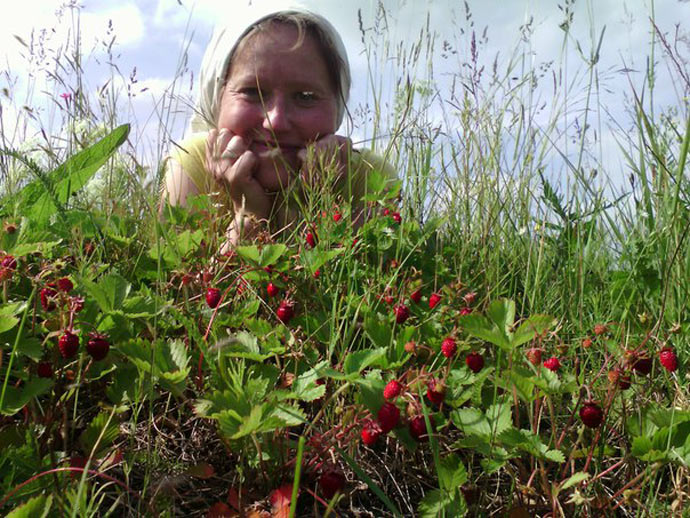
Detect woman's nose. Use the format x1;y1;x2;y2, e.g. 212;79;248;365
263;95;291;133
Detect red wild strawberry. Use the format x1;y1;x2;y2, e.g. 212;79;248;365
382;208;390;216
360;419;382;446
608;368;631;390
313;269;321;279
305;231;316;248
37;361;53;378
463;291;477;305
70;296;85;313
205;287;221;308
428;292;441;309
659;347;678;373
465;352;484;373
632;355;653;375
384;295;394;305
410;288;422;304
377;402;400;433
579;401;604;428
543;357;561;372
593;323;607;336
409;416;430;442
426;379;446;406
383;380;403;400
56;277;73;293
277;300;295;324
459;307;472;316
40;285;58;311
86;332;110;361
266;282;279;298
319;468;346;499
441;337;457;358
526;347;542;366
1;254;17;270
391;212;402;224
333;212;342;223
582;338;593;349
0;267;12;282
393;304;410;324
404;341;417;354
58;330;79;359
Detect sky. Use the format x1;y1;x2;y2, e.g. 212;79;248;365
1;0;689;192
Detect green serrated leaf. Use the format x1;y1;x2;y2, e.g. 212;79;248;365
300;247;345;274
81;272;131;314
234;245;261;264
364;315;393;349
0;313;19;334
418;489;467;518
560;471;590;492
451;408;492;438
16;337;43;361
0;378;53;415
168;339;189;371
544;449;565;463
513;315;556;347
437;454;468;491
291;371;327;402
343;348;387;375
460;314;511;350
215;331;272;361
258;244;288;267
486;402;512;437
7;494;53;518
79;411;120;456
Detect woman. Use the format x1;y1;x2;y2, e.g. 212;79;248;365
161;3;395;245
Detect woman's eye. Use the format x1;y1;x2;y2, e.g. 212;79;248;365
296;91;316;103
240;88;262;100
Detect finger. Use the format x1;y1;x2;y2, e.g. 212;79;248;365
223;150;258;188
220;134;248;163
205;129;219;176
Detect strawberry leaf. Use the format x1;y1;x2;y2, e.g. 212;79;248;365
6;494;53;518
418;488;467;518
513;314;557;347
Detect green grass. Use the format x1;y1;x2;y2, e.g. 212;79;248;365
0;2;689;517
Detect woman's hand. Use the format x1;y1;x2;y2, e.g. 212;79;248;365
297;134;352;189
206;128;272;221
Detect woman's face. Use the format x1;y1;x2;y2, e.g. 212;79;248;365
218;22;339;192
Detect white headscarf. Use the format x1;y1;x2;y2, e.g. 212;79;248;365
189;2;351;134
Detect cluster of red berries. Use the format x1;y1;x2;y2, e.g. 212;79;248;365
0;253;18;281
39;278;80;313
361;379;437;446
56;330;110;362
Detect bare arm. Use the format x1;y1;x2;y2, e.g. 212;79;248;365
160;158;200;210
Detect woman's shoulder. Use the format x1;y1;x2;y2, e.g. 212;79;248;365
169;132;211;194
342;146;399;202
